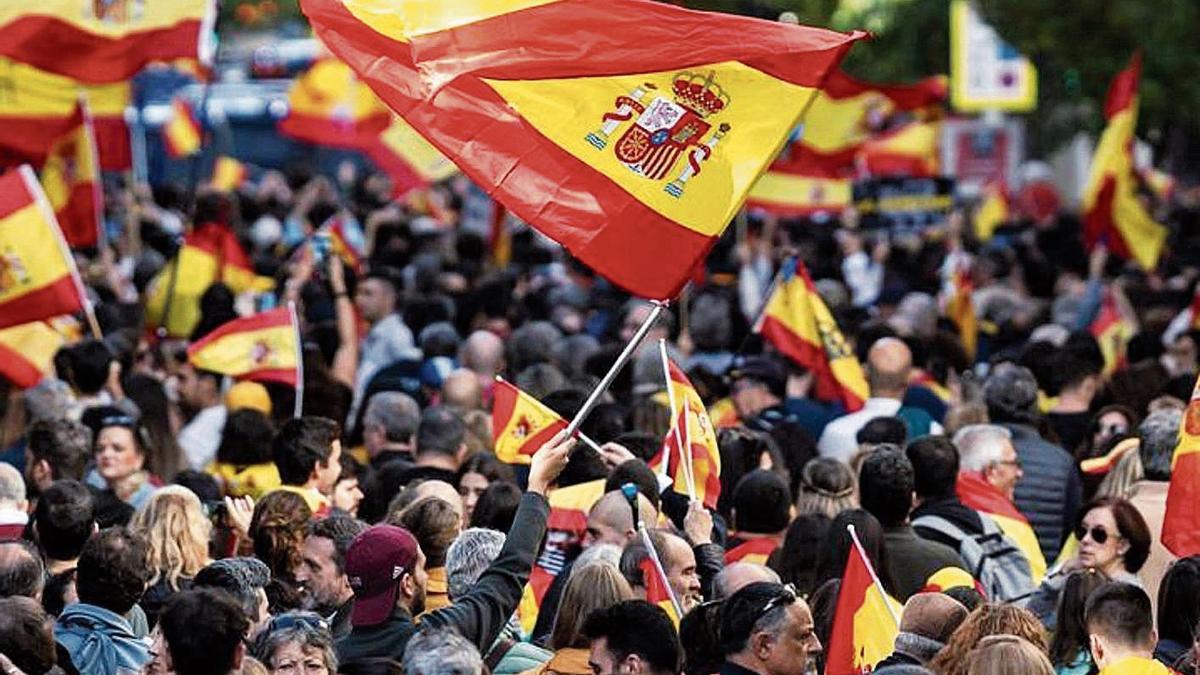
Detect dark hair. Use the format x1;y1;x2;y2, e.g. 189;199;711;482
307;514;368;575
605;459;661;511
858;447;915;527
250;490;313;582
0;596;56;675
906;436;960;500
719;582;796;656
415;406;466;459
732;469;791;534
679;598;722;675
33;480;95;561
857;417;908;446
218;408;276;467
943;585;984;612
63;340;113;395
394;498;459;568
123;373;185;482
160;588;250;675
172;470;222;503
613;431;663;463
1075;497;1151;573
193;557;271;622
1084;582;1154;650
27;419;90;483
470;481;521;532
0;541;44;599
272;416;340;486
1057;333;1105;390
769;514;831;597
814;509;895;596
1157;556;1200;648
456;452;515;488
618;530;670;589
1049;568;1110;666
75;526;151;614
582;600;682;675
716;428;785;521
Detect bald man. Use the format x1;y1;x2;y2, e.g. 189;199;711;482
459;331;504;384
441;369;483;411
583;491;658;549
817;338;942;463
712;562;781;600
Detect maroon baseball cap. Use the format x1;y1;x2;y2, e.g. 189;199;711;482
345;524;420;627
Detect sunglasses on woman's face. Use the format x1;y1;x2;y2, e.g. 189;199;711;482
1076;525;1120;545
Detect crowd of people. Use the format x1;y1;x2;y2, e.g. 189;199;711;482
0;162;1198;675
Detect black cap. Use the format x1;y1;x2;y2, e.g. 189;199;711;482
728;355;787;398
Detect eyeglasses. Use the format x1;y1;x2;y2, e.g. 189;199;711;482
264;611;329;635
1075;525;1121;545
993;458;1022;470
100;414;138;428
759;584;798;619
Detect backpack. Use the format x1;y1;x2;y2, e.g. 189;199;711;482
912;513;1035;602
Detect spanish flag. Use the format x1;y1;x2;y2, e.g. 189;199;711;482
639;556;680;625
492;378;567;466
187;307;301;386
1080;437;1140;477
1140;167;1176;203
746;146;852;217
1082;53;1167;271
650;356;722;510
301;0;864;300
279;57;392;149
0;166;87;331
945;263;977;359
708;397;740;429
756;257;869;411
364;115;459;198
164;97;202;158
41;101;104;249
489;202;512;268
785;70;947;176
723;537;780;566
0;317;80;388
0;58;132;171
826;529;902;675
144;223;275;338
0;1;215;84
325;217;364;274
211;156;247;192
974;179;1010;242
856;120;940;177
1089;290;1135;376
957;472;1046;583
1163;374;1200;557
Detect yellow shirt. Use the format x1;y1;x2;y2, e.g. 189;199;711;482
207;462;281;500
1097;656;1174;675
270;485;330;515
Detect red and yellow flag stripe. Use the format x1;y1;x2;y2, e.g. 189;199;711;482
826;532;902;675
1082;53;1167;271
1164;375;1200;557
164;97;202;158
957;472;1046;582
302;0;864;300
211;156;248;192
974;179;1010;241
723;536;780;566
279;57;392;149
41;101;104;249
187;307;301;386
0;166;87;330
364;115;459;198
0;317;80;388
651;357;722;509
757;257;869;411
491;378;567;466
0;1;215;84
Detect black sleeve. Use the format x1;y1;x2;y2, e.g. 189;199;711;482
422;492;550;651
694;543;725;601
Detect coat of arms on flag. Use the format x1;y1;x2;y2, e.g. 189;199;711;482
586;70;732;199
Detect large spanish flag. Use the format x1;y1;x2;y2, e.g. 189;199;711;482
0;166;87;330
144;223;275;338
302;0;864;300
41;102;104;249
957;472;1046;583
492;378;567;466
1163;375;1200;557
187;307;301;386
164;97;202;158
364;116;460;198
756;257;869;411
826;531;902;675
0;58;131;171
1082;53;1167;271
0;317;80;388
856;120;940;177
279;57;392;149
0;1;215;84
746;144;852;217
650;356;722;510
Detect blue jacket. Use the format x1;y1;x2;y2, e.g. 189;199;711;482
1005;423;1083;563
55;603;151;675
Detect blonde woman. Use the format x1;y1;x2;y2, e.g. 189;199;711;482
132;485;213;626
522;563;635;675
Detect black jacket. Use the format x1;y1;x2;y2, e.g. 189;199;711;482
912;496;986;548
1005;423;1083;562
336;492;550;666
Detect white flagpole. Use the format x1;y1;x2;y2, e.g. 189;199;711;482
847;523;900;627
493;376;604;453
639;525;684;618
564;301;666;439
658;339;686;488
289;301;304;419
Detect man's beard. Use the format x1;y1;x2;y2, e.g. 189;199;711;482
410;587;427;616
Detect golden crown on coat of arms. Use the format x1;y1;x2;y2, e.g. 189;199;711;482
671;70;730;118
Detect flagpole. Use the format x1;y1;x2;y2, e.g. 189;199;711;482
658;339;681;481
847;524;900;627
289;301;304;419
564;300;666;440
639;525;684;618
492;376;604;453
658;339;696;498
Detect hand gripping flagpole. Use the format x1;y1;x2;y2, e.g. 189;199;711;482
847;523;900;628
623;484;684;618
563;300;667;441
289;301;304;419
